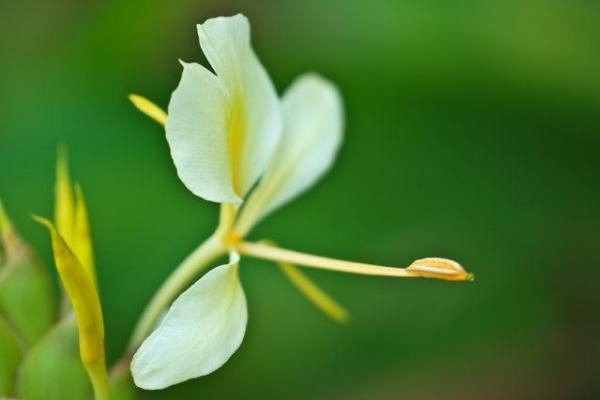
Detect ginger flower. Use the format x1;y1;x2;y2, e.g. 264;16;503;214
129;14;472;390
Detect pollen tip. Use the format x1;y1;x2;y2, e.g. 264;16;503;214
466;272;475;282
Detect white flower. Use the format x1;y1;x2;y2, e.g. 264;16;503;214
129;13;471;391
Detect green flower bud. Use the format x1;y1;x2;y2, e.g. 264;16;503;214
0;315;23;396
17;317;91;400
0;200;56;346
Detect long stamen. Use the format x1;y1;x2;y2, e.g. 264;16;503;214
236;241;472;281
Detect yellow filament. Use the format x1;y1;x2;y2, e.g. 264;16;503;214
237;241;471;281
238;241;417;277
259;240;349;323
278;261;349;323
129;94;167;126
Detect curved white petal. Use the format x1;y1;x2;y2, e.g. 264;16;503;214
166;14;281;203
200;14;282;199
166;62;240;203
131;254;247;389
235;73;344;235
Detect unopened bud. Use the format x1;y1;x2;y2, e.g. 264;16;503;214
0;201;55;345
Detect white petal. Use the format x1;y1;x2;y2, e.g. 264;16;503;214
131;254;247;389
166;62;240;203
197;14;282;198
235;73;344;235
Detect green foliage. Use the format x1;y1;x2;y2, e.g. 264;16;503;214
0;249;56;345
17;317;92;400
0;205;139;400
0;316;23;396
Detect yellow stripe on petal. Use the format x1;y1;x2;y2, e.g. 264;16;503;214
278;261;349;324
234;74;343;237
73;184;96;286
55;147;75;246
129;94;167;126
196;14;282;200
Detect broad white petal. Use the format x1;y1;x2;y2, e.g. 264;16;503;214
166;62;240;203
197;14;282;198
131;254;247;389
236;73;344;235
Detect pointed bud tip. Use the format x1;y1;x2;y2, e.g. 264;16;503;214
74;182;85;204
56;145;70;174
0;198;12;233
0;199;20;253
0;200;22;261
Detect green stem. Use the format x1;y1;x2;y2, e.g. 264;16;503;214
127;234;226;350
86;360;111;400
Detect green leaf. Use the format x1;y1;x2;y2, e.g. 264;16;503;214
0;315;23;397
17;316;92;400
0;249;56;345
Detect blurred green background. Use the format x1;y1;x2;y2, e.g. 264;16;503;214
1;0;599;398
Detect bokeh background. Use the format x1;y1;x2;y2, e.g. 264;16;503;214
1;0;599;398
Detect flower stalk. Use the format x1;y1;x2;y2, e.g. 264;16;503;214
127;232;226;350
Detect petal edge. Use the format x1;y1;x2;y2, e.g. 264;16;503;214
131;254;247;389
